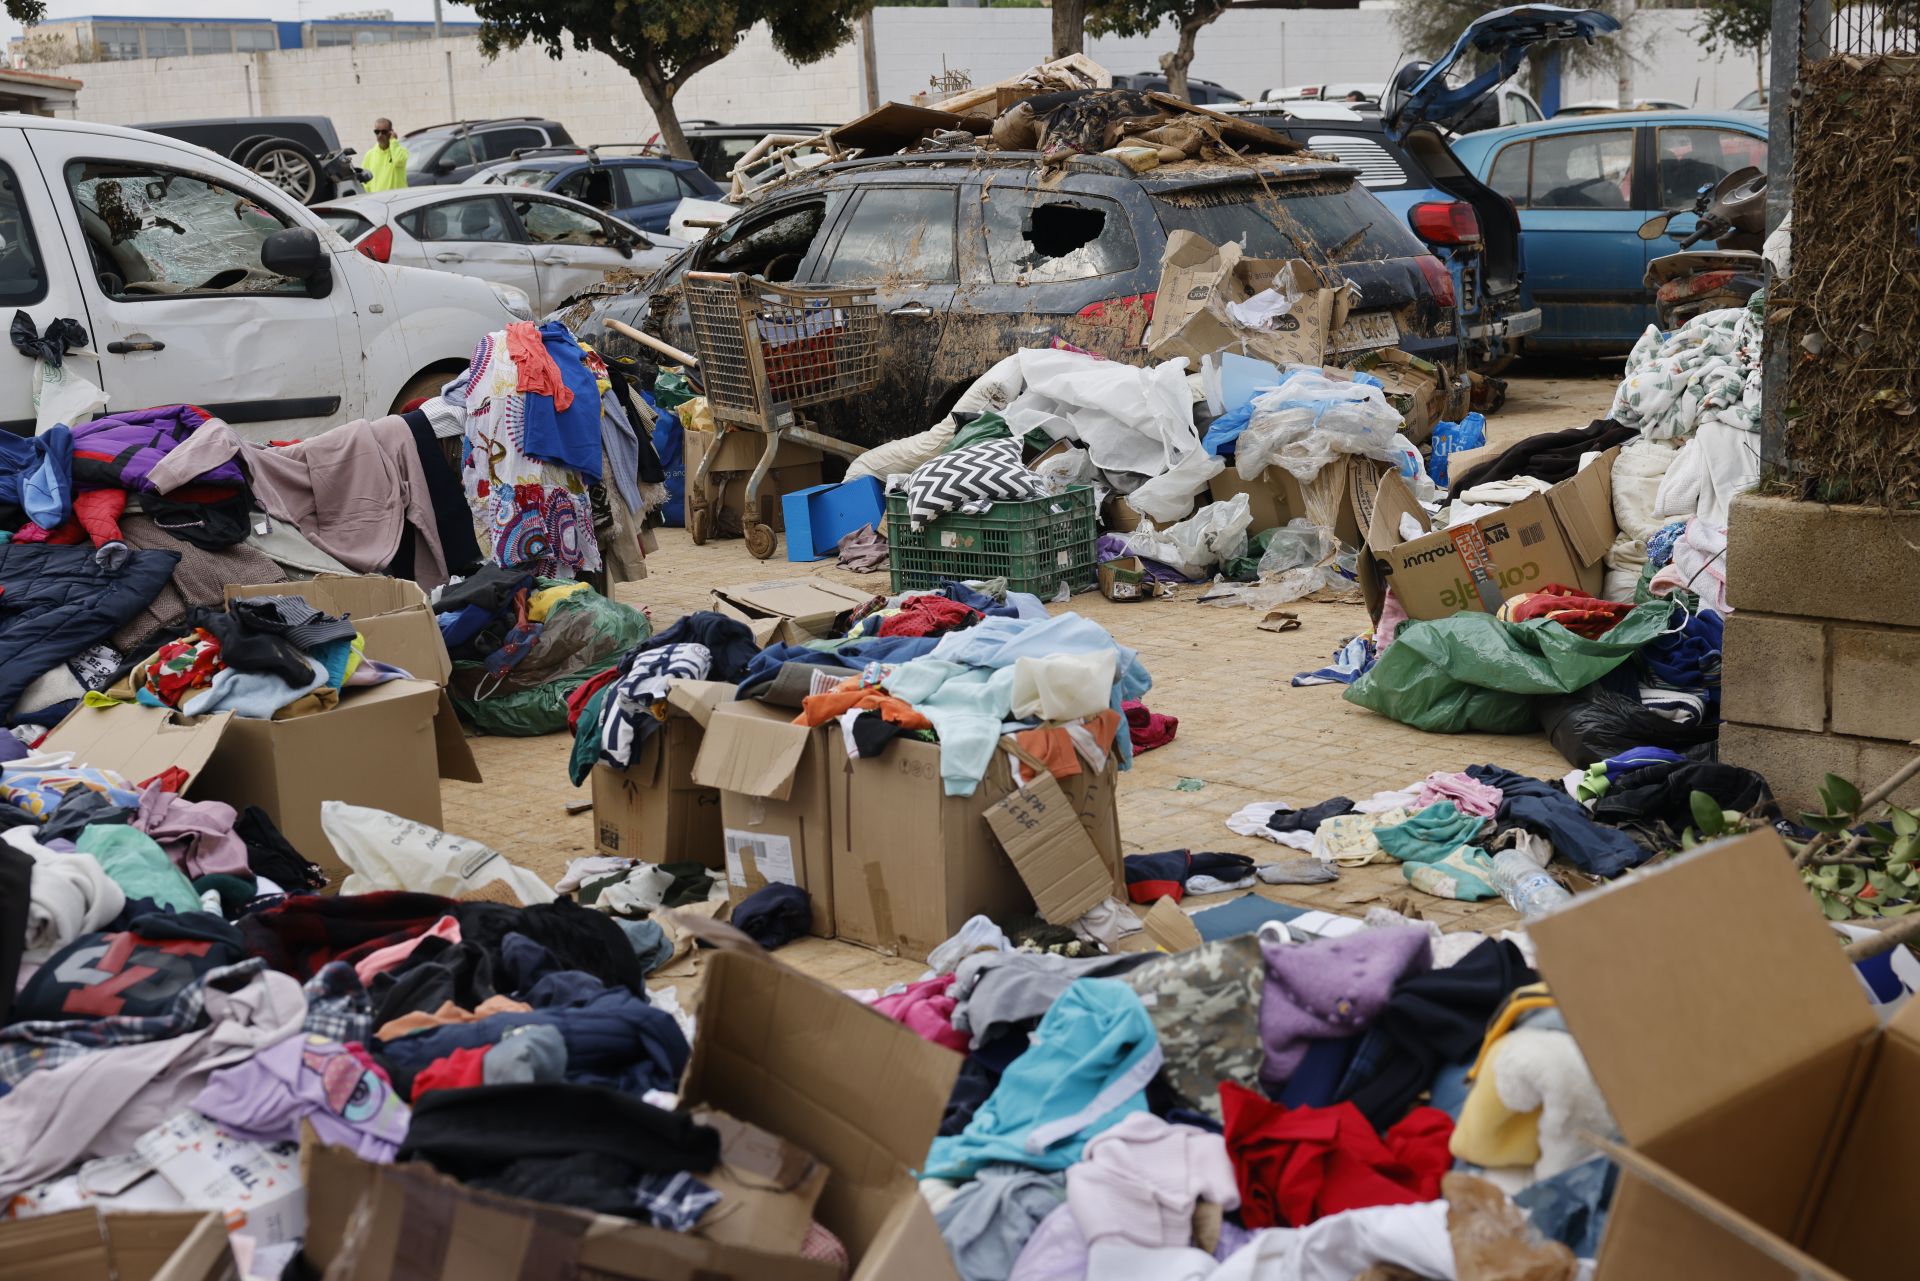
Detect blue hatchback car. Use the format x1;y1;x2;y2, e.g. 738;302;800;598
1449;110;1768;352
469;150;724;235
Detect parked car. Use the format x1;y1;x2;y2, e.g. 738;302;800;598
1110;73;1249;104
1;116;528;439
574;148;1463;449
1268;82;1549;131
1449;109;1767;351
403;117;575;186
1555;98;1690;116
135;116;363;204
466;149;723;234
1732;88;1768;111
675;121;836;183
313;187;683;317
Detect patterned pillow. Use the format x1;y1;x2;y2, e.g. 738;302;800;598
905;438;1045;532
1121;934;1265;1121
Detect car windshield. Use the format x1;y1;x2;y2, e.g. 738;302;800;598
1151;178;1426;264
491;167;556;190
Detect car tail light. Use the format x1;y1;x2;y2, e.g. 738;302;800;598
356;224;392;263
1416;255;1456;308
1075;292;1155;321
1408;201;1481;245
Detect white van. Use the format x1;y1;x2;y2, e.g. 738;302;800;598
1;116;529;441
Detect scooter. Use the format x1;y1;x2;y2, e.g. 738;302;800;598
1638;165;1767;329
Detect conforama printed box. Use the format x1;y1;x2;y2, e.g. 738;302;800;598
1360;448;1619;621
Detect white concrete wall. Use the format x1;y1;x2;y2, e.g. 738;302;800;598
46;6;1766;151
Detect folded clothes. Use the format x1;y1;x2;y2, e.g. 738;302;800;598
1125;851;1257;904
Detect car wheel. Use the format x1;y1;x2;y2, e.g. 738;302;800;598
243;138;324;204
390;367;457;416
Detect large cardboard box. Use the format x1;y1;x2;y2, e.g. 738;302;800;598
1208;455;1386;549
828;735;1122;956
711;579;876;648
300;948;961;1281
0;1210;235;1281
43;577;480;883
691;699;837;937
685;428;824;534
1531;829;1915;1281
589;680;736;865
1359;447;1619;621
1145;230;1351;370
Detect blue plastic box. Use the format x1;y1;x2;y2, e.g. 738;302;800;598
781;476;887;561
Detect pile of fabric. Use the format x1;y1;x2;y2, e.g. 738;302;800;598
0;391;518;732
423;321;665;587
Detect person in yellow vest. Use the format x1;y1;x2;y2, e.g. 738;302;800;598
365;119;408;192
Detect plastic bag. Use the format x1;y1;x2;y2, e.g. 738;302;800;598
1427;411;1486;487
1257;519;1336;577
1235;373;1406;482
322;801;556;904
1118;493;1252;579
1536;683;1717;767
1121;446;1225;524
652;370;696;410
1033;445;1095;495
33;360;109;434
1344;600;1676;733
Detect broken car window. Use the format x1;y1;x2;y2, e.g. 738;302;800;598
983;190;1137;283
701;200;828;283
64;161;299;299
513;198;612;247
823;187;957;285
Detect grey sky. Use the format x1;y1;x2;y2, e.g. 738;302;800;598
3;1;484;47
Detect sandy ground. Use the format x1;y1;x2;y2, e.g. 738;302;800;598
441;363;1622;992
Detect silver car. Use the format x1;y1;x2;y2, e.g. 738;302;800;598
312;186;684;317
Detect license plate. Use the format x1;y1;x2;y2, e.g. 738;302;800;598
1331;311;1399;352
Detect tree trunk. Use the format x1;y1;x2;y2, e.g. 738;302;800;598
1052;0;1087;58
1160;22;1201;103
634;63;692;161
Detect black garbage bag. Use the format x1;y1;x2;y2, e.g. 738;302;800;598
1537;682;1718;768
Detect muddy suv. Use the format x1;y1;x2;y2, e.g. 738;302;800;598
575;149;1463;448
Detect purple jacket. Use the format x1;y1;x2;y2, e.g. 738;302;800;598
69;404;247;493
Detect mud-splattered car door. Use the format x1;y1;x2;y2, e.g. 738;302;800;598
806;184;961;448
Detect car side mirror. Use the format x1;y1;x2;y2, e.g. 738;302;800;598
261;227;333;298
1638;214;1670;240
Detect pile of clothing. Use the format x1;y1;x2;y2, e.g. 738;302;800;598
423;321;665;586
0;401;485;732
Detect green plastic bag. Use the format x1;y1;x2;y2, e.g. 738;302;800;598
1222;528;1280;582
1344;600;1675;734
452;586;651;738
652;370;695;410
944;410;1012;454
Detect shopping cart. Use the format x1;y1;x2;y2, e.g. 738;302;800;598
680;270;882;559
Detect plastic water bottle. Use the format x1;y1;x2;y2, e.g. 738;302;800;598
1491;848;1573;918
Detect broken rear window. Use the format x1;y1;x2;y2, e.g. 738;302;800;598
983;190;1137;284
1153;179;1426;265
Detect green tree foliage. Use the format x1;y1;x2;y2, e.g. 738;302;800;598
1086;0;1230;102
6;1;47;23
468;0;876;160
1693;0;1771;57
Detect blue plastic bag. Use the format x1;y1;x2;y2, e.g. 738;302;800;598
1427;411;1487;487
643;389;685;527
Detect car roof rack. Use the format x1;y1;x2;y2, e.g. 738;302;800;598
406;116;550;137
506;145;590;161
506;142;671;164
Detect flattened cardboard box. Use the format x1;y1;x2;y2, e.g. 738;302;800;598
0;1210;235;1281
45;576;479;884
590;680;736;866
1530;828;1915;1281
690;699;837;937
711;579;875;649
1360;447;1619;622
829;734;1123;957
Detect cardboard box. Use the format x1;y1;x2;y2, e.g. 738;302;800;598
299;1142;834;1281
686;428;823;534
590;680;736;865
711;579;876;649
300;947;959;1281
1359;447;1619;621
0;1210;236;1281
1145;230;1351;370
1208;455;1386;549
43;577;480;884
828;735;1122;956
1342;347;1444;445
1096;557;1155;602
1531;828;1915;1281
690;699;837;937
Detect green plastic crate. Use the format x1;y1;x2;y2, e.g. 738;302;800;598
887;485;1098;597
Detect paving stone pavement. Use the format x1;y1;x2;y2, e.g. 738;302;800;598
440;368;1618;990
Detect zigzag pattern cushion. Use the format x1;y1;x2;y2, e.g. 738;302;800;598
905;438;1046;532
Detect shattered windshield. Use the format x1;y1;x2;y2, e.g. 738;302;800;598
1153;179;1426;264
492;167;556;190
65;161;301;297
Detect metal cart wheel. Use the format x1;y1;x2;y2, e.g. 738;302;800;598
688;507;712;545
745;522;778;560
